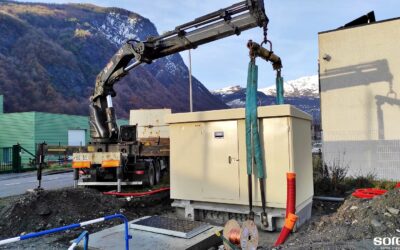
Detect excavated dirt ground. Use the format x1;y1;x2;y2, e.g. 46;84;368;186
281;188;400;249
0;187;172;249
1;187;399;249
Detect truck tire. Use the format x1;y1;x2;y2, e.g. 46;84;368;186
145;163;155;187
155;160;161;184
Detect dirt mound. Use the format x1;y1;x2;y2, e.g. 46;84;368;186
0;187;171;238
286;189;400;247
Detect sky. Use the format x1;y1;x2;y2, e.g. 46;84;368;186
15;0;400;90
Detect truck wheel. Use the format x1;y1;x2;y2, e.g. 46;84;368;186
145;163;155;187
155;160;161;184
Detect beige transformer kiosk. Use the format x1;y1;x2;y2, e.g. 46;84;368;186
165;105;313;231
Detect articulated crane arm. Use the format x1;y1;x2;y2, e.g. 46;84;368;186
90;0;268;142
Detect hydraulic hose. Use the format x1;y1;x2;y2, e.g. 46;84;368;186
274;213;298;246
103;187;170;197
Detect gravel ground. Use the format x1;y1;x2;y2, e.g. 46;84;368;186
280;188;400;249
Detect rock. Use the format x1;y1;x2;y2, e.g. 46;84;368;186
350;206;358;210
37;205;52;216
352;220;358;225
386;222;395;228
384;212;392;217
387;207;399;215
371;219;382;228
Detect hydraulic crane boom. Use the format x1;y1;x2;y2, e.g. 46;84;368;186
90;0;268;142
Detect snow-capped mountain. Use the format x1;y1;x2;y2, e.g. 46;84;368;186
262;75;319;97
212;76;320;123
95;11;186;77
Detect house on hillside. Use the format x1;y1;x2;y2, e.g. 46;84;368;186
319;16;400;180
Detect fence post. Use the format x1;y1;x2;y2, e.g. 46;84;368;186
12;144;21;173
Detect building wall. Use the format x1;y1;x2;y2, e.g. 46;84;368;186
0;95;3;114
0;111;128;163
319;18;400;180
0;112;35;163
34;112;90;146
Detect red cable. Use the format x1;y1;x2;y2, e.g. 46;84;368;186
352;188;387;199
103;187;170;197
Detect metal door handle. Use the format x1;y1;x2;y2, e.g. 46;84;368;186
228;156;239;164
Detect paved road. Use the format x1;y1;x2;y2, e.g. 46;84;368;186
0;172;74;198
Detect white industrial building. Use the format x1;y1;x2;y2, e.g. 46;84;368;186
319;17;400;180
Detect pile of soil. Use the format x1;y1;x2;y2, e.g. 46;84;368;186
285;188;400;248
0;187;171;239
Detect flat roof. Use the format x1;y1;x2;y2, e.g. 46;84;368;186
165;105;312;124
319;16;400;35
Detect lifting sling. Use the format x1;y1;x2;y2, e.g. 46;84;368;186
245;40;283;228
245;60;267;226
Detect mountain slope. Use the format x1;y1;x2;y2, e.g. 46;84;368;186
212;76;320;123
0;2;227;117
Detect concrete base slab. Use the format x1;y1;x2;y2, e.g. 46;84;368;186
88;220;222;250
131;216;212;239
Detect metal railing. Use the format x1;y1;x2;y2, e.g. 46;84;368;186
68;231;89;250
0;214;132;250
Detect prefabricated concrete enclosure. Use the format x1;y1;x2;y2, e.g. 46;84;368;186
130;109;171;139
319;18;400;180
166;105;313;230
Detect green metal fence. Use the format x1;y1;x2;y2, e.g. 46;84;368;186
0;144;36;174
0;147;13;173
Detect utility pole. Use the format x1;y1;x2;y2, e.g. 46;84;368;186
188;50;193;112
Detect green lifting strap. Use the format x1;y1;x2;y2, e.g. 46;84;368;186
245;62;265;178
276;71;284;105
